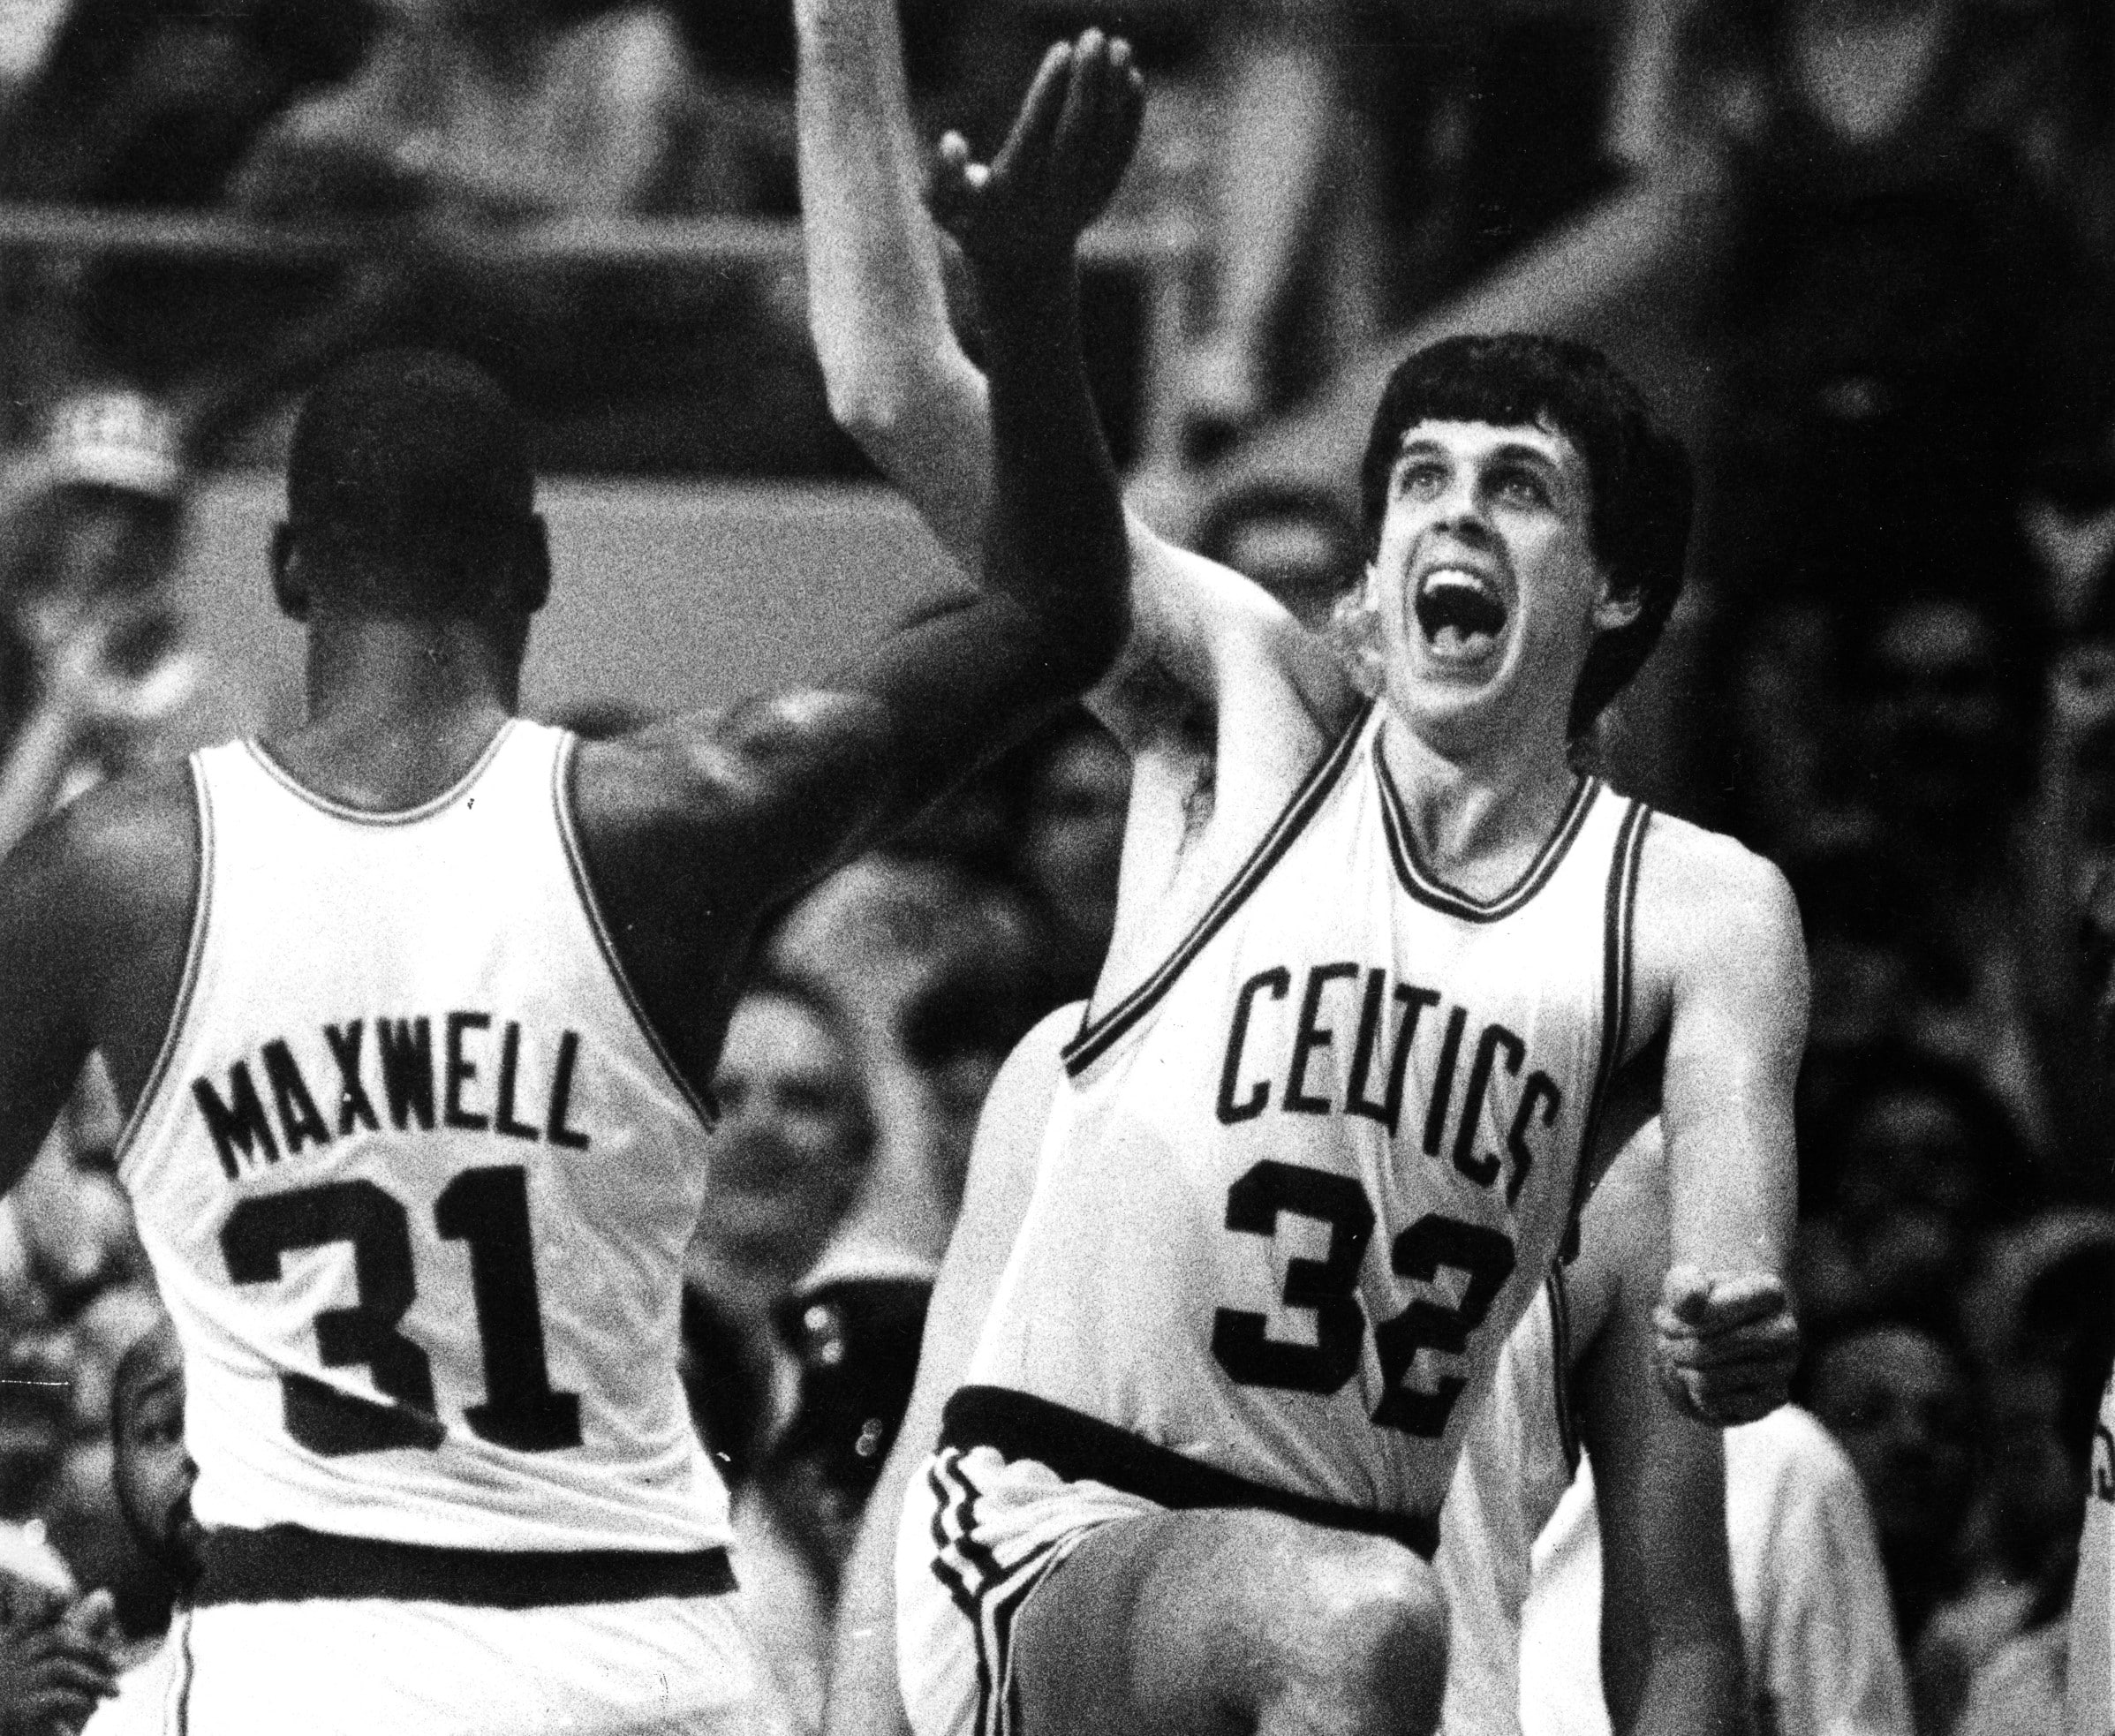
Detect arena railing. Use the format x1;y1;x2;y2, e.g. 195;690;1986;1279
0;206;1203;475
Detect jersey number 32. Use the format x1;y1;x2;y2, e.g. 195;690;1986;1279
1211;1159;1515;1438
221;1166;584;1456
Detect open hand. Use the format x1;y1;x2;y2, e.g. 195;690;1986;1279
927;31;1145;274
1654;1264;1800;1426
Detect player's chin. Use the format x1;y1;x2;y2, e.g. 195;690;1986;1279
1695;1385;1787;1427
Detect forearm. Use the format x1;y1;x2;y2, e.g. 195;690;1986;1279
1619;1634;1752;1736
796;0;991;564
1664;1049;1794;1282
974;257;1129;679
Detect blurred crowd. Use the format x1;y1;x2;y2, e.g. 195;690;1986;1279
2;1;2115;1733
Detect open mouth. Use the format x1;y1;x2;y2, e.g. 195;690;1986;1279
1414;569;1507;659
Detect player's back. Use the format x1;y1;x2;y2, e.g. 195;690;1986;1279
119;718;728;1553
959;702;1651;1529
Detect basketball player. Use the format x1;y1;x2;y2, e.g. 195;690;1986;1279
802;13;1805;1736
0;48;1139;1732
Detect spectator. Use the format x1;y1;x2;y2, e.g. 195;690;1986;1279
234;0;691;221
764;857;1043;1275
1520;1401;1913;1736
1008;710;1129;1008
40;1285;172;1643
1802;1317;1979;1654
0;0;370;403
1929;1235;2115;1734
1195;479;1361;632
684;973;874;1401
1794;1045;2033;1334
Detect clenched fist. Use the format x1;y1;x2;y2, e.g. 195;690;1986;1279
1654;1264;1800;1426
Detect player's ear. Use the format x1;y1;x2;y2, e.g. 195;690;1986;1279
1591;569;1641;633
269;523;310;623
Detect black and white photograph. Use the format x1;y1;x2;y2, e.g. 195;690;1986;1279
0;3;2108;1733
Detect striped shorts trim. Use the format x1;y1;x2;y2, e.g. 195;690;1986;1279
896;1445;1159;1736
926;1450;1069;1736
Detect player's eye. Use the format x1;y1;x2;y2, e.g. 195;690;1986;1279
1491;468;1550;508
1395;461;1447;499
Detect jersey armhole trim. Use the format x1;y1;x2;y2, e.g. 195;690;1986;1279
1546;1264;1582;1474
1062;698;1376;1078
114;755;214;1172
1560;799;1651;1264
550;733;719;1132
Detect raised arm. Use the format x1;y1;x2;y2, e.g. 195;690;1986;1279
795;2;1349;769
576;34;1142;1005
1574;1125;1752;1736
797;0;991;564
1636;821;1808;1425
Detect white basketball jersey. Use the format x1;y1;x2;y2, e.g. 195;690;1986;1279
117;721;730;1552
1439;1274;1580;1736
965;702;1650;1523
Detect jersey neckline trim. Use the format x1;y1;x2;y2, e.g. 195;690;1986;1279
241;721;517;826
550;734;720;1132
113;759;214;1171
1375;751;1600;922
1062;699;1375;1078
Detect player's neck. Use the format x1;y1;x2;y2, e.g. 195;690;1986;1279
278;614;524;807
1375;709;1581;897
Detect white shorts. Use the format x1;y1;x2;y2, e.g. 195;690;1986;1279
895;1443;1160;1736
162;1592;793;1735
897;1387;1441;1736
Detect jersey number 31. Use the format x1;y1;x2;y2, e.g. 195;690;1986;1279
222;1166;584;1457
1211;1159;1515;1438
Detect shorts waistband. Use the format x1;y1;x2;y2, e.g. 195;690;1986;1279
940;1385;1439;1560
194;1525;738;1608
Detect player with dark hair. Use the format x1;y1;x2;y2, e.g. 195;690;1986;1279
1351;334;1693;742
0;38;1138;1733
801;11;1806;1736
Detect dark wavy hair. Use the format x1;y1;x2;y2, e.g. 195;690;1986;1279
1359;334;1694;737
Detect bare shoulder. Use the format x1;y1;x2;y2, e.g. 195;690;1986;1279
24;762;199;926
1635;811;1798;932
572;690;895;863
1634;813;1803;982
1629;811;1809;1047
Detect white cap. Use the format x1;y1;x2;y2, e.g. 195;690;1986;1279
42;390;183;501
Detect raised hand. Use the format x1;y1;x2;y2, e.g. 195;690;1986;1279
926;31;1145;274
1653;1264;1800;1427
